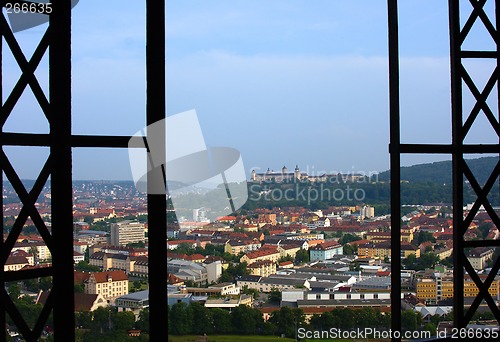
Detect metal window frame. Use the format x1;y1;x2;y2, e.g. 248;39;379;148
389;0;500;336
0;1;167;341
1;0;499;340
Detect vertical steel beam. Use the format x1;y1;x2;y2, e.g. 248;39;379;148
388;0;402;336
449;0;465;329
146;0;168;340
49;0;74;340
0;19;5;342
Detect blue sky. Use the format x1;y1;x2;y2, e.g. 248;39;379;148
2;0;497;180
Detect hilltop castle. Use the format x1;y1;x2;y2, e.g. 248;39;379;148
250;165;368;183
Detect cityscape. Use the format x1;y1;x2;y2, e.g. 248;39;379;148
3;160;500;340
1;0;500;341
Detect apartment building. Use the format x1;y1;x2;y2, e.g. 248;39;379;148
466;247;494;270
84;270;129;303
309;240;343;261
416;271;500;304
247;260;276;277
110;221;145;246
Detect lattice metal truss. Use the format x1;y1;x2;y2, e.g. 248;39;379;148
0;1;167;341
389;0;500;335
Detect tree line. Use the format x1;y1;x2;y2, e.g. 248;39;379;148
168;302;434;338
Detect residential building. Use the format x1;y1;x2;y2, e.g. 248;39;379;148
4;255;30;272
73;251;85;264
110;221;145;246
278;244;301;259
357;241;391;259
224;239;261;255
309;240;343;261
247;260;276;278
467;247;494;270
166;240;197;250
416;270;500;304
240;247;280;265
84;270;129;303
401;243;420;258
12;242;51;262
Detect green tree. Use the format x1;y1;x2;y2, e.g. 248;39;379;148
355;307;378;328
339;233;361;245
403;254;417;269
309;311;340;330
401;310;421;332
415;231;436;245
423;322;437;336
231;305;264;335
295;249;310;264
76;310;93;329
91;307;113;334
242;285;259;299
75;261;101;272
211;308;232;334
343;244;355;255
268;288;282;304
170;302;192;335
269;307;305;338
219;262;249;282
477;222;493;239
111;311;135;333
190;302;213;335
8;283;21;302
331;308;356;329
136;308;149;332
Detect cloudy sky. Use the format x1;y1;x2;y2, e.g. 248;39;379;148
2;0;497;180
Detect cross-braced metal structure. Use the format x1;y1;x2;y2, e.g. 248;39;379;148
389;0;500;335
0;1;167;341
1;0;499;341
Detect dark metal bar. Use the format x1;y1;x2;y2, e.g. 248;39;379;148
0;14;5;342
72;134;143;148
449;0;465;329
0;133;144;148
146;0;167;340
398;143;500;154
32;289;55;340
2;267;54;282
0;16;51;126
388;0;402;337
49;1;74;340
463;240;500;247
461;50;498;58
1;291;32;341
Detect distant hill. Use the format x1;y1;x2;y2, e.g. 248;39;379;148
378;156;498;185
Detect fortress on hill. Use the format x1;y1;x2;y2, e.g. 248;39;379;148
251;165;372;183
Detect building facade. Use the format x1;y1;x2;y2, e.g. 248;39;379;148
110;221;146;246
310;240;343;261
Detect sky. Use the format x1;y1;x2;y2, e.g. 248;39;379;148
1;0;498;180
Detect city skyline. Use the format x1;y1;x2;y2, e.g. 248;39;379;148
2;0;496;180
